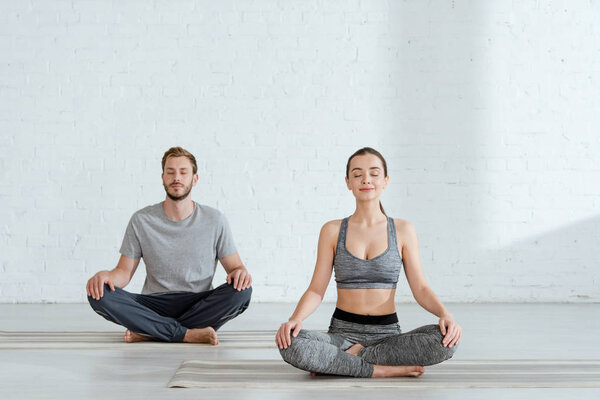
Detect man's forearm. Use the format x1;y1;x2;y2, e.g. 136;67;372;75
109;267;132;289
225;264;247;274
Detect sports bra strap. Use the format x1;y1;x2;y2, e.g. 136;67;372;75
338;216;398;252
336;217;349;253
387;216;399;251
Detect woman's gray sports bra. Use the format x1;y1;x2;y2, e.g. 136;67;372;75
333;216;403;289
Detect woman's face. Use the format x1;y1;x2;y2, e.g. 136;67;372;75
345;154;389;200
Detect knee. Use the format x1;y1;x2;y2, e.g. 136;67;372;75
240;285;252;302
278;330;310;360
278;332;310;367
87;285;119;321
88;285;115;307
439;341;457;361
408;324;457;365
87;284;121;314
432;328;458;362
224;283;252;305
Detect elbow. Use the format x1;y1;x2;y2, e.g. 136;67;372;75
305;288;326;302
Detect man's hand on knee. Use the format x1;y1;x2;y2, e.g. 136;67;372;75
86;271;115;300
226;268;252;291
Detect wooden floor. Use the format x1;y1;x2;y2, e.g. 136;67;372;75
1;303;599;399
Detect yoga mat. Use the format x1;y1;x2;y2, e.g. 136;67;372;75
0;330;276;350
168;359;600;389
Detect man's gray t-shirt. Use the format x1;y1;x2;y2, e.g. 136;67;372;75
119;202;237;294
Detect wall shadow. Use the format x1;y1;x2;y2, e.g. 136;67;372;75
483;215;600;302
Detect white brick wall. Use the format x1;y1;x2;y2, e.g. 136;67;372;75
1;1;599;303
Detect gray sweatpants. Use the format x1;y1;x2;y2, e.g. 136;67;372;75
279;317;457;377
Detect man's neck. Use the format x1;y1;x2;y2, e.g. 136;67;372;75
162;197;195;221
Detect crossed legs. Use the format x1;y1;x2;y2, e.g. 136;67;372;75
279;324;456;378
88;283;252;343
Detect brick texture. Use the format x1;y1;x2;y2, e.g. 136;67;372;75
1;1;599;302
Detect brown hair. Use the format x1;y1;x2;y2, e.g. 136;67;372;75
161;146;198;174
346;147;388;215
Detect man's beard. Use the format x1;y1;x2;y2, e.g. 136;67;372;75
163;182;192;201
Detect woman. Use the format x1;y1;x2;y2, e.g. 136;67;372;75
276;147;462;378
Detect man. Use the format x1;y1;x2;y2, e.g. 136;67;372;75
86;147;252;345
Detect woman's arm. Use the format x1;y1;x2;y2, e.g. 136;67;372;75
398;219;462;348
276;221;338;349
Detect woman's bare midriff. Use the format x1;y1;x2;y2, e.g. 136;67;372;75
336;288;396;315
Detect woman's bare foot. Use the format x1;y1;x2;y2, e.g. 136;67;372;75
310;363;424;378
183;327;219;345
345;343;364;356
372;365;425;378
124;330;153;343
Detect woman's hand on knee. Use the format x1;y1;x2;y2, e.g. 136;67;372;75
275;320;302;350
438;317;462;348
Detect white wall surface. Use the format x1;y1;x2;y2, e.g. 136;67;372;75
1;1;599;303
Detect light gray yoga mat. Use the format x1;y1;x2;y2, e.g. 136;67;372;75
168;359;600;389
0;330;276;350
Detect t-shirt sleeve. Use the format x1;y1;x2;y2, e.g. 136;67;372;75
119;215;142;260
216;213;237;259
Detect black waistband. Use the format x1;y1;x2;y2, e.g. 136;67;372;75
332;307;398;325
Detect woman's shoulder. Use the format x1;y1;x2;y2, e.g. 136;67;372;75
392;217;416;232
321;219;343;234
321;219;342;240
392;218;418;238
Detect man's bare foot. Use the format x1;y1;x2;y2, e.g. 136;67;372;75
372;365;425;378
124;330;153;343
345;343;364;356
183;327;219;345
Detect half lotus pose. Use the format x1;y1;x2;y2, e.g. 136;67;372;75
276;147;462;378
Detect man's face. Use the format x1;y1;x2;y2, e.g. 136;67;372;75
162;156;198;201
